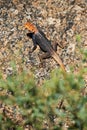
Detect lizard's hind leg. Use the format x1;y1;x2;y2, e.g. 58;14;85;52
52;42;58;51
38;52;51;67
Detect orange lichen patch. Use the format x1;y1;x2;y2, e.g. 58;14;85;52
24;21;38;33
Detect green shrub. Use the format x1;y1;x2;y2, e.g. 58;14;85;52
0;66;87;130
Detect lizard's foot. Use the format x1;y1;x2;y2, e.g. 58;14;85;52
39;62;46;68
38;52;51;68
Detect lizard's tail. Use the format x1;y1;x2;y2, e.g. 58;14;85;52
52;51;66;72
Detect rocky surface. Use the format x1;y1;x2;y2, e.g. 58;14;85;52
0;0;87;84
0;0;87;129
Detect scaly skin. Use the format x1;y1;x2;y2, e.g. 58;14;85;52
25;21;66;72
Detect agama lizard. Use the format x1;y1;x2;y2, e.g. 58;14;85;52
24;21;66;72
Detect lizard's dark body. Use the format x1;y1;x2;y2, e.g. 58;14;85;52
27;31;54;54
25;22;66;72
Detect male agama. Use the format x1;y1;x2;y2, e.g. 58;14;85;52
24;21;66;72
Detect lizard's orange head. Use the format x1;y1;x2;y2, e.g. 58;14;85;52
24;22;38;33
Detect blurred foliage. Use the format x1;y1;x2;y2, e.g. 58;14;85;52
76;34;81;43
0;66;87;130
0;46;87;130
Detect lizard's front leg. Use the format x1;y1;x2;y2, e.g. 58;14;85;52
30;44;37;53
27;33;37;53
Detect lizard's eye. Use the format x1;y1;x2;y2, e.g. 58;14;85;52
32;28;35;32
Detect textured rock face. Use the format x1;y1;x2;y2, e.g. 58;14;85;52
0;0;87;129
0;0;87;81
